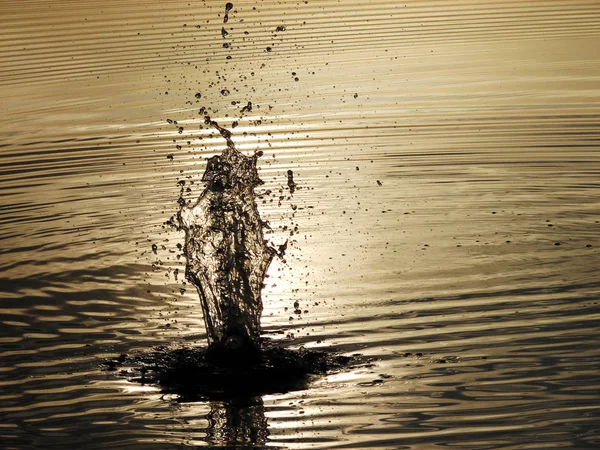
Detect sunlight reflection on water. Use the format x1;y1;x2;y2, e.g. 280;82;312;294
1;0;600;448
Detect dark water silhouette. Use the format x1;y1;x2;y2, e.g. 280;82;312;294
178;119;275;352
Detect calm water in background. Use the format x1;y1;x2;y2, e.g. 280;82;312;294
1;0;600;448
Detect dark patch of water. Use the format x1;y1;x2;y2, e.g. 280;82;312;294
104;342;362;401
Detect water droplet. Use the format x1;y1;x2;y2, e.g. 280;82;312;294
287;170;296;194
195;92;201;99
220;89;230;96
241;101;252;113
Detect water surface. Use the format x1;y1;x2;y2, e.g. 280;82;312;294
1;0;599;448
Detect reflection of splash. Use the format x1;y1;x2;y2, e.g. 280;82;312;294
178;119;275;351
206;397;268;448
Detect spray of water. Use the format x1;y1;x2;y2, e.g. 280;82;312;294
178;119;276;352
104;4;360;401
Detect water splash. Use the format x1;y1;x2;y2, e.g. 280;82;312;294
103;1;363;404
178;119;276;352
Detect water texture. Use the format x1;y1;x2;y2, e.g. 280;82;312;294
1;1;600;449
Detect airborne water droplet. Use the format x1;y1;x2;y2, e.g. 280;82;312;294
287;169;296;194
241;101;252;113
224;3;233;23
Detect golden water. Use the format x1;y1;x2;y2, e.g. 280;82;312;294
1;1;599;448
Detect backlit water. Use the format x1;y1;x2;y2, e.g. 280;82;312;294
1;1;600;448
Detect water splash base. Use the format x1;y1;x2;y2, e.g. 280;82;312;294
107;343;359;400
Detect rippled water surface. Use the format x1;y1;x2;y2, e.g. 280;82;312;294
2;1;600;448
